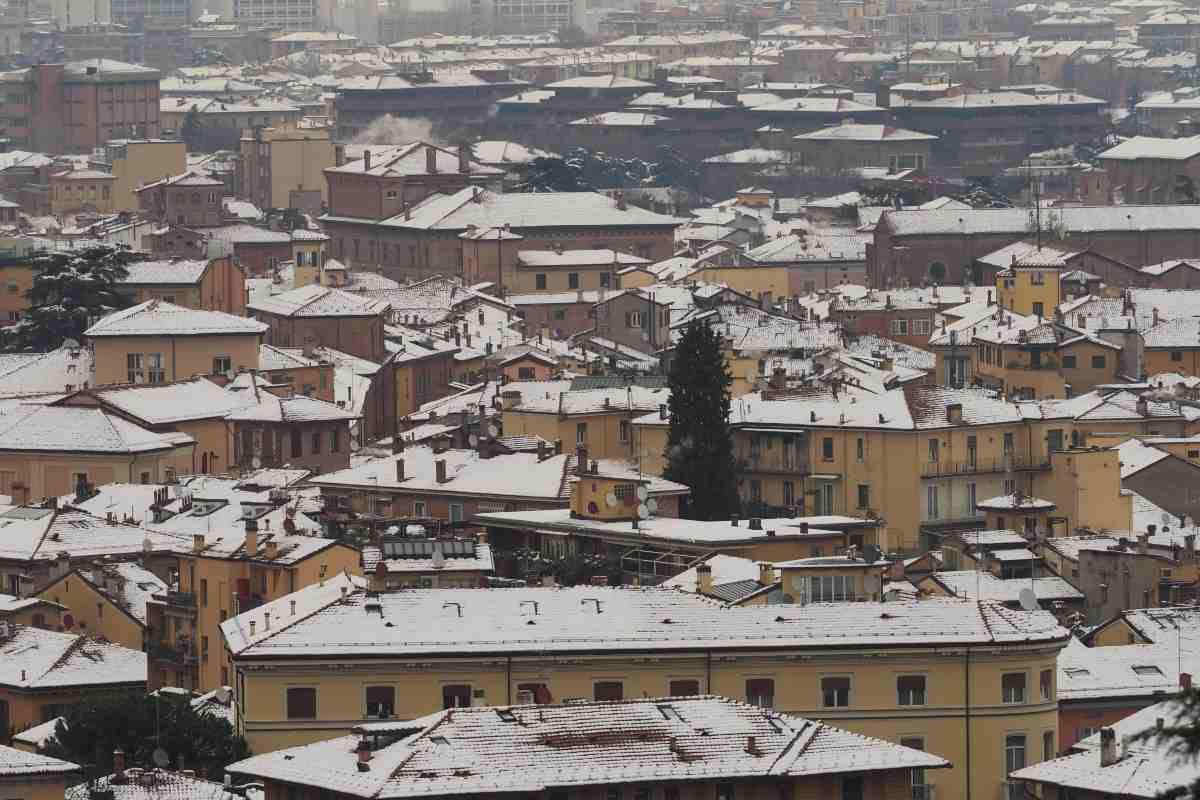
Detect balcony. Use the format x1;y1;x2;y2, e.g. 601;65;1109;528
920;455;1050;478
150;641;198;665
911;787;935;800
154;591;196;608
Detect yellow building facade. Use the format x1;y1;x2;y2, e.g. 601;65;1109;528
102;139;187;213
223;580;1068;800
36;570;148;651
89;331;262;386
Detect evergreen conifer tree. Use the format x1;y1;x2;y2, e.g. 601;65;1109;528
663;320;739;519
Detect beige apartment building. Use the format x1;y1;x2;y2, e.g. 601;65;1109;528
84;299;266;386
90;139;187;212
240;123;334;214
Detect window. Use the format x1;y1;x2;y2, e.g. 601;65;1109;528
1032;301;1044;317
413;500;427;517
897;675;926;705
311;432;321;454
594;681;623;701
628;311;645;328
913;318;932;335
552;309;566;321
442;684;471;708
1172;351;1184;362
127;352;143;383
669;679;700;696
967;482;977;512
840;776;863;800
926;485;939;519
365;686;395;718
1002;673;1026;703
1003;432;1014;455
746;678;774;708
889;318;909;336
1047;429;1063;452
576;422;588;444
200;579;208;607
1005;734;1026;775
856;437;864;461
567;272;579;289
716;784;734;800
782;480;794;507
449;503;464;524
1092;355;1106;369
928;438;939;462
290;430;302;458
1043;730;1054;761
330;429;340;452
822;437;834;460
146;353;165;383
600;272;612;288
1040;669;1053;700
1061;355;1076;368
901;737;927;795
750;480;762;503
535;273;547;290
619;420;631;443
857;484;870;509
286;687;317;719
811;574;853;602
213;355;232;375
821;676;850;707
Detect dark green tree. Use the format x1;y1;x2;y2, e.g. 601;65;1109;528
44;691;250;778
646;145;700;193
663;321;739;520
556;24;592;46
180;106;204;151
0;245;138;352
1132;689;1200;796
511;156;590;192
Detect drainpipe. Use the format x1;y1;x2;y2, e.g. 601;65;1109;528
964;647;972;800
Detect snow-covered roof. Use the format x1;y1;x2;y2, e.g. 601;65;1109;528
221;583;1067;660
0;625;146;690
1012;694;1198;796
928;571;1082;602
884;204;1200;236
248;284;390;318
117;259;211;285
1142;316;1200;348
95;377;251;425
352;187;681;232
0;507;188;562
227;696;947;797
224;392;359;424
0;404;185;454
1118;437;1172;478
0;743;79;777
794;123;936;142
325;141;502;178
9;716;65;750
85;300;267;337
362;539;494;575
0;344;94;399
65;769;239;800
976;493;1056;510
1099;134;1200;160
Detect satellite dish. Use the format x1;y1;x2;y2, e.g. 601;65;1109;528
152;748;170;768
646;498;658;515
605;492;618;508
488;424;499;438
636;485;649;501
1018;587;1039;612
468;433;479;447
637;503;650;519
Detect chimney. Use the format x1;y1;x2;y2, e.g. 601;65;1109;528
1182;672;1193;690
576;446;588;475
265;539;278;560
536;439;548;462
426;145;438;174
946;403;963;424
758;562;775;585
113;749;126;774
435;459;448;483
370;560;386;592
458;143;470;174
395;458;405;482
392;430;404;454
1186;533;1196;556
1099;727;1119;767
695;562;713;595
363;149;371;171
244;518;258;556
357;739;372;771
659;403;668;420
192;533;205;553
1137;533;1148;553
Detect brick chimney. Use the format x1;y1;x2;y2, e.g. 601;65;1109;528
426;145;438;174
695;563;713;595
395;458;405;482
244;517;258;556
363;149;371;171
435;459;448;483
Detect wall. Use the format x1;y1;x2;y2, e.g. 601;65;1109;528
503;410;642;461
1033;448;1131;533
0;263;34;327
0;449;188;503
1146;347;1200;378
232;640;1065;800
91;333;262;386
111;140;186;212
254;312;384;364
37;571;146;650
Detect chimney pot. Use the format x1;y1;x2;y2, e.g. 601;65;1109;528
435;459;448;484
396;458;405;482
695;562;713;595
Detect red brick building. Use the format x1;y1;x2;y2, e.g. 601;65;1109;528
827;292;937;348
134;171;224;227
247;284;391;363
3;59;161;154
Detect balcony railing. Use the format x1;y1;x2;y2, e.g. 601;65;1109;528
920;455;1050;478
912;786;935;800
1004;782;1027;800
154;591;196;608
150;642;198;665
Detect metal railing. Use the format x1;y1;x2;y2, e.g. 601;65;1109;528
920;455;1051;478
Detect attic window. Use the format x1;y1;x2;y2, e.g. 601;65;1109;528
1132;665;1163;677
657;704;684;721
496;709;518;723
